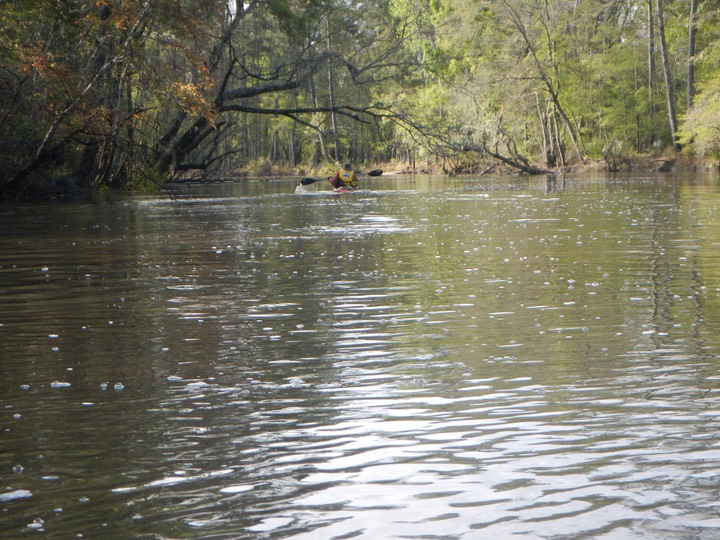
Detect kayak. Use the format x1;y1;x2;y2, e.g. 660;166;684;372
295;184;366;195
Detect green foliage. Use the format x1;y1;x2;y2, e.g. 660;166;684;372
391;0;720;167
3;0;720;196
679;75;720;157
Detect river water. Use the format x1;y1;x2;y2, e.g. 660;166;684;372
2;173;720;539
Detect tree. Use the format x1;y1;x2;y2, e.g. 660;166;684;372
0;0;424;198
148;0;426;179
656;0;679;150
0;1;149;195
687;0;699;108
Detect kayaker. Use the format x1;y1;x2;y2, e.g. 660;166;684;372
329;163;359;190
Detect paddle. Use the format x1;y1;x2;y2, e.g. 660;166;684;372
300;169;383;185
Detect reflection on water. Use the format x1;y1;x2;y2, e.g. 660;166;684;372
2;174;720;538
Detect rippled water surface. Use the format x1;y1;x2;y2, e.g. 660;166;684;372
3;174;720;539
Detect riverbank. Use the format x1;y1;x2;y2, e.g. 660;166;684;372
382;153;716;177
4;153;715;202
291;153;711;180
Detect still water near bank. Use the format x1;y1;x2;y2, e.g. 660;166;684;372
2;173;720;539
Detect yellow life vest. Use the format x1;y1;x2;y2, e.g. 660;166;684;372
339;170;357;187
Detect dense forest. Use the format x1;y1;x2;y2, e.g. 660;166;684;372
1;0;719;198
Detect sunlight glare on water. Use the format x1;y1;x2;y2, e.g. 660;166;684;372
2;174;720;539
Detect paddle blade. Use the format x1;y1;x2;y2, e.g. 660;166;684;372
367;169;383;177
300;177;317;185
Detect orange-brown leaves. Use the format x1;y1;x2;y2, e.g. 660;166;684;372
169;82;216;121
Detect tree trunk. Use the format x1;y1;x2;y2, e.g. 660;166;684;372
326;19;340;162
536;94;550;166
500;0;583;162
656;0;679;150
647;0;657;147
687;0;699;108
551;108;566;168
